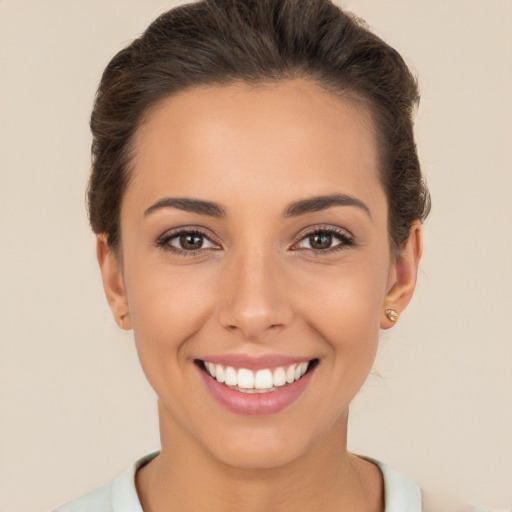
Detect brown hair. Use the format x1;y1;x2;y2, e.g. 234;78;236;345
89;0;430;251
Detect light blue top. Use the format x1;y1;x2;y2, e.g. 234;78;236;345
53;452;422;512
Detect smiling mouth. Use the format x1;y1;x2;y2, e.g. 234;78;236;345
197;359;318;394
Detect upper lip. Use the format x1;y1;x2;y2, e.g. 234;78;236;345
196;353;315;371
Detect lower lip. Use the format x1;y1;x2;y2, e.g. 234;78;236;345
198;365;314;416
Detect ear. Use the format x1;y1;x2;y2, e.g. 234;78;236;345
96;235;132;330
381;221;423;329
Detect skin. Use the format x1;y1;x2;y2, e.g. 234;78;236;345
97;79;422;512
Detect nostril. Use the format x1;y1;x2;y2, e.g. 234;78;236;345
219;304;292;340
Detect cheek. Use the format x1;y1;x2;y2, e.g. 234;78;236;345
121;258;220;389
127;264;216;336
123;267;223;435
298;257;389;334
295;256;389;378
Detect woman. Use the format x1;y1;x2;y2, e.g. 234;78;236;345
54;0;430;510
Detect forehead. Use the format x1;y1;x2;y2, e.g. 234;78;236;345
127;79;384;214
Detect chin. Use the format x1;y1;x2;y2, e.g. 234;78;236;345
197;421;321;470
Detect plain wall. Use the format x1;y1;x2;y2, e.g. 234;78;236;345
0;1;511;511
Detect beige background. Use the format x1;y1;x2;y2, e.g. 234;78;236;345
1;1;511;511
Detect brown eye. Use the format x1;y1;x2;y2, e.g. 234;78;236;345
308;233;333;250
179;233;204;250
159;230;219;253
294;228;353;252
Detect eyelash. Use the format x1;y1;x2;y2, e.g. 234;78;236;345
156;228;221;256
290;226;355;254
156;226;355;256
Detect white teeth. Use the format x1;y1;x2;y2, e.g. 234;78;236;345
272;367;286;387
215;364;225;383
225;366;237;386
207;362;216;377
204;360;312;392
285;365;296;384
237;368;254;389
255;369;273;389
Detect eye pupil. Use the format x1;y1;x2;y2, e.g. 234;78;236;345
310;233;332;250
180;233;203;250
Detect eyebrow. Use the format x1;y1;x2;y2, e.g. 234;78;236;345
144;193;371;220
144;197;226;218
282;193;371;219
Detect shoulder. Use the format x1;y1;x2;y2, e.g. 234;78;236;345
52;453;158;512
359;456;422;512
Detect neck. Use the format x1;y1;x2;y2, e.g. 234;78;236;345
136;402;382;512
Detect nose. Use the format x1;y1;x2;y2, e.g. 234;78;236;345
217;248;293;341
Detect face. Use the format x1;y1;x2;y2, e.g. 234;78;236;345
99;79;420;469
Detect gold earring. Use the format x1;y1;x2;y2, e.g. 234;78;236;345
385;309;399;322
